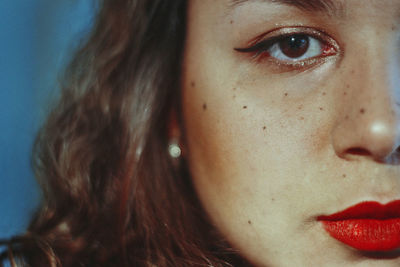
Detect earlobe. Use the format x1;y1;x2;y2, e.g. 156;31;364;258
167;109;183;158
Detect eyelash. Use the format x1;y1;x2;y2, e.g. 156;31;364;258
234;27;339;70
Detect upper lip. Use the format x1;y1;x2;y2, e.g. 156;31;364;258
317;200;400;221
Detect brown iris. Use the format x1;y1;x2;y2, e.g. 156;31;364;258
279;34;310;58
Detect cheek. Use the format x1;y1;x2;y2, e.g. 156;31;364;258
181;75;336;264
181;66;333;215
182;70;332;183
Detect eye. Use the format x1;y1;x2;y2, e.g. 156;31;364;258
235;28;338;68
269;34;321;61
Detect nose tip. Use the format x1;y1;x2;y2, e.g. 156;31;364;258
368;121;399;158
333;117;400;162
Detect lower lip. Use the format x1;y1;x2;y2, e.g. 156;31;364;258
320;219;400;251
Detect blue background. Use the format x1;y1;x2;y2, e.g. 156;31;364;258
0;0;94;239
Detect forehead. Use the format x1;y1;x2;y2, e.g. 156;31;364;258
229;0;344;14
188;0;400;18
186;0;400;33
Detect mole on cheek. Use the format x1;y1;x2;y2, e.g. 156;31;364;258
230;20;234;24
319;107;324;111
297;105;303;110
345;115;349;120
248;220;252;225
284;92;288;97
263;126;266;130
243;106;247;109
322;92;326;96
202;103;207;111
191;81;196;87
342;174;347;178
360;108;365;114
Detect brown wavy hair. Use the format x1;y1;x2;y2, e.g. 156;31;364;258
0;0;249;266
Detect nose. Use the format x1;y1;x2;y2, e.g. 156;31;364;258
332;51;400;163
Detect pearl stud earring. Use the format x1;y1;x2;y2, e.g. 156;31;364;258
168;141;181;158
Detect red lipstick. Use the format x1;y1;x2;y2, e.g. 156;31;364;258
318;200;400;251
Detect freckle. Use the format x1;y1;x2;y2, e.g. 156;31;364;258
233;87;236;91
263;126;266;130
343;91;347;96
191;81;196;87
300;116;304;120
319;107;324;111
233;95;236;99
360;108;365;114
392;25;396;31
345;84;350;89
230;20;234;24
284;92;288;97
271;198;275;201
345;115;349;120
202;103;207;111
297;105;303;110
351;70;355;74
322;92;326;96
248;220;252;225
243;106;247;109
342;174;347;178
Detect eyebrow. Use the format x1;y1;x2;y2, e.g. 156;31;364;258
229;0;343;15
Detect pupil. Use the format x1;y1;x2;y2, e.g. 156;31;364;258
279;35;310;58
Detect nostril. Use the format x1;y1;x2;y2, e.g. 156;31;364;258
345;147;372;156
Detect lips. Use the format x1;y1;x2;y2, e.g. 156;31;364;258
318;200;400;251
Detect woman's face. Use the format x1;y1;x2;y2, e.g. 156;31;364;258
181;0;400;266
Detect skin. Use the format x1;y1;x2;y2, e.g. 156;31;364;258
180;0;400;266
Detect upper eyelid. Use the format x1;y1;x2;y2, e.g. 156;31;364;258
234;35;287;54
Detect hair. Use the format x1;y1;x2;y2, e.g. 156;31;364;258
1;1;251;266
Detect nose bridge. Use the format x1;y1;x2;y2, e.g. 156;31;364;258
332;39;400;161
357;52;396;123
